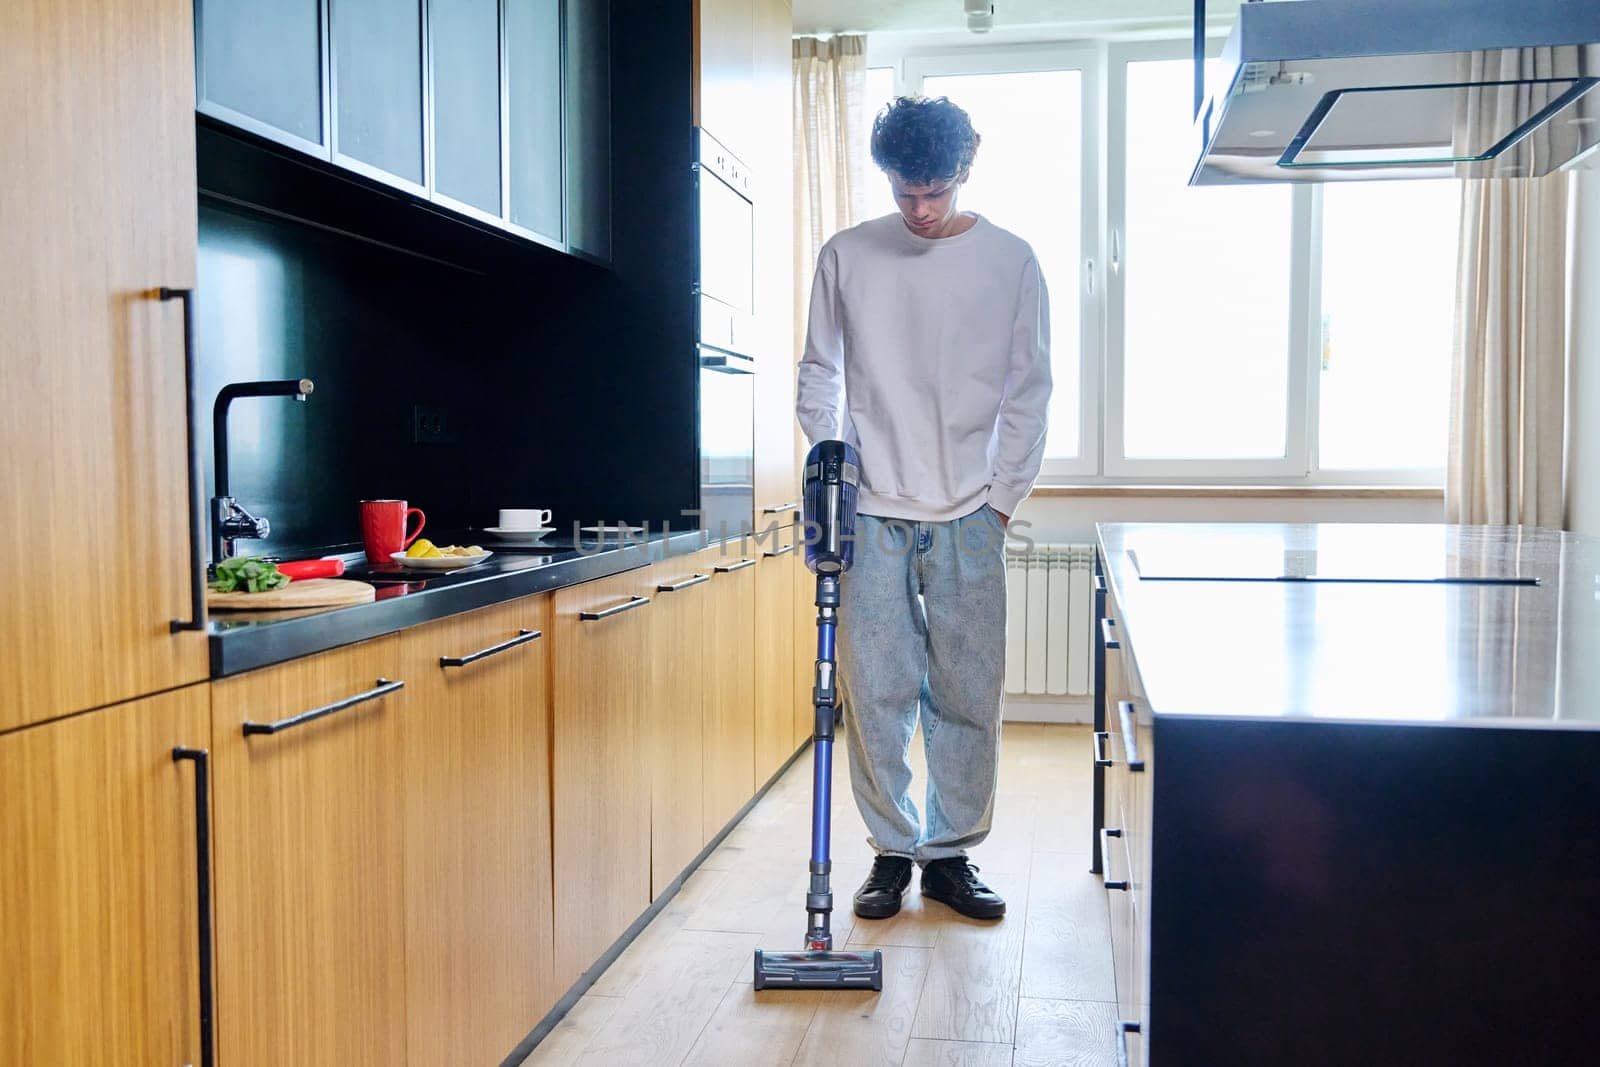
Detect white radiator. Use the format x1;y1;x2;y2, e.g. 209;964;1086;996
1004;542;1094;697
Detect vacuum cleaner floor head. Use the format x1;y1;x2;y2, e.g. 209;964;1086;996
752;949;884;991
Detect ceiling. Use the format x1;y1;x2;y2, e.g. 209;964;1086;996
792;0;1244;37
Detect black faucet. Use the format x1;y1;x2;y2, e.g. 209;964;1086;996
211;378;314;567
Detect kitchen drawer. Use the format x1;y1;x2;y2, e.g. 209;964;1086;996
701;544;757;833
753;526;799;784
398;595;557;1063
642;553;710;897
1101;587;1149;712
210;634;407;1067
551;567;653;982
1104;819;1138;1022
1110;700;1153;894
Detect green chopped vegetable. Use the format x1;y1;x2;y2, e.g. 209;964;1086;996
210;556;290;594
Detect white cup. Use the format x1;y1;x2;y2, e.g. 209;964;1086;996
499;508;553;531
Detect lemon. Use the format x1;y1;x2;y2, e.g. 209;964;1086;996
407;538;439;558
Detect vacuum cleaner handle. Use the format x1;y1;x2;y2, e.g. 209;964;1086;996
803;440;860;576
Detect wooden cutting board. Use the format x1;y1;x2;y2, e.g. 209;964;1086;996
207;578;375;611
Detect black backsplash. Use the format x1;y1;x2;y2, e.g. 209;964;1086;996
194;4;697;560
197;203;482;556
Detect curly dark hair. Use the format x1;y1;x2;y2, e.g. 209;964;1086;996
869;95;982;185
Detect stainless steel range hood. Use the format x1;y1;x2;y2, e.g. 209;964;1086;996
1191;0;1600;185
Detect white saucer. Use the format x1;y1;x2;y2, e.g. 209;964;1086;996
483;526;553;541
390;550;493;571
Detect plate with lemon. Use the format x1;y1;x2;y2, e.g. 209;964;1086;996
393;539;492;571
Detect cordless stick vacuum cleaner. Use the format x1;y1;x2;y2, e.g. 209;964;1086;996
753;441;886;992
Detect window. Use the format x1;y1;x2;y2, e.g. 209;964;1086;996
886;48;1100;471
920;69;1084;461
1118;59;1294;464
1317;180;1460;472
862;66;898;220
864;38;1462;486
1105;46;1460;482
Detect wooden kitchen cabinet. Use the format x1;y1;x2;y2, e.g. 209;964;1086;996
754;529;799;783
702;547;757;833
398;596;558;1064
695;0;755;162
210;635;407;1067
551;566;653;982
1;686;210;1066
643;553;711;897
1;0;208;732
794;540;818;749
750;0;797;523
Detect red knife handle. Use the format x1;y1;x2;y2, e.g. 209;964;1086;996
278;559;345;581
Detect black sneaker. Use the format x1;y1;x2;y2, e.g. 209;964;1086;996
920;858;1006;920
853;855;914;919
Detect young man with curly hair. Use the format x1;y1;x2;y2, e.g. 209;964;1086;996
796;96;1051;921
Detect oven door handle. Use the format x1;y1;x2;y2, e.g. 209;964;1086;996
700;352;756;374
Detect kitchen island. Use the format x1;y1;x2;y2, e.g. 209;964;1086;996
1093;523;1600;1065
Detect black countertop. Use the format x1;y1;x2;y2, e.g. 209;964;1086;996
208;528;718;676
1097;523;1600;727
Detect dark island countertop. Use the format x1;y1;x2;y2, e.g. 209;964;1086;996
208;528;729;676
1097;522;1600;727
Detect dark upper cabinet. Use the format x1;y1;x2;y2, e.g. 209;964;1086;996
331;0;426;191
194;0;608;263
506;0;564;243
197;0;328;155
564;0;611;261
431;0;503;218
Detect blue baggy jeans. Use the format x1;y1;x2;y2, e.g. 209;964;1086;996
837;504;1008;865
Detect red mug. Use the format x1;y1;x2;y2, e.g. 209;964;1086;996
360;499;426;563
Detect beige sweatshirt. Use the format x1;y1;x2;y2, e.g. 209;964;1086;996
796;213;1052;521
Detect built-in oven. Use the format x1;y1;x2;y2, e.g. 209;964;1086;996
698;349;755;540
695;129;756;358
695;128;757;540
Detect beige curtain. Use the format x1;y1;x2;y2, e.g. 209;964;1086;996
792;34;869;361
1447;48;1578;526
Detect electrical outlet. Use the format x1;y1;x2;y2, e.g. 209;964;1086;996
412;404;455;444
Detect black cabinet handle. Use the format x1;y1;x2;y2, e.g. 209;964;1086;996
1117;701;1146;772
1093;730;1113;768
1116;1019;1142;1067
440;629;541;668
161;287;206;634
580;595;651;620
171;747;215;1067
657;573;711;592
763;543;796;557
1100;617;1120;650
714;558;756;573
242;679;404;736
1100;826;1129;891
761;501;799;514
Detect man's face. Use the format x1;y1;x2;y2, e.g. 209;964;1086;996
888;172;966;238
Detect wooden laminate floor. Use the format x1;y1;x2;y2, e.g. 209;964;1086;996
524;723;1114;1067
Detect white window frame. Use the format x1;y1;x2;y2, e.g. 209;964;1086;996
871;43;1106;478
866;36;1451;488
1105;39;1315;480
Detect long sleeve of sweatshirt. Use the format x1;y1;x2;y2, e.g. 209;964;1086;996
793;213;1052;523
796;247;846;447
